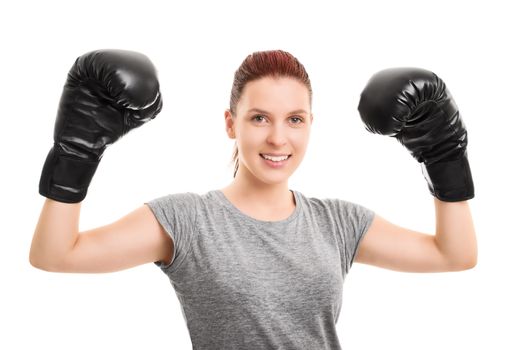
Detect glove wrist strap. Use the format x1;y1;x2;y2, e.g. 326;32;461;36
39;147;100;203
421;153;475;202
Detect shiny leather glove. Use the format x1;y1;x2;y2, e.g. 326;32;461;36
39;49;163;203
358;67;474;202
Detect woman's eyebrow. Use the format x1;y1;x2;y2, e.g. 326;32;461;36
247;108;308;115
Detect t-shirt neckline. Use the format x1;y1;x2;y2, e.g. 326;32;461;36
212;189;301;226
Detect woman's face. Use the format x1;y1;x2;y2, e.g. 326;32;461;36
225;76;313;186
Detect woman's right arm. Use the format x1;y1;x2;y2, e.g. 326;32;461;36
32;50;168;273
29;198;174;273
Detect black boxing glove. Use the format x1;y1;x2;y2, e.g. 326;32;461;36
357;67;474;202
39;49;163;203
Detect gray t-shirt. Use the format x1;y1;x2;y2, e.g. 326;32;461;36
145;189;375;350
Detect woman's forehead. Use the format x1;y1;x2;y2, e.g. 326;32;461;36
238;78;310;110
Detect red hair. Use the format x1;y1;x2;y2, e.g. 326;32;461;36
228;50;312;177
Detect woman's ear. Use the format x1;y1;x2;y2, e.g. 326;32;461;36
224;109;236;139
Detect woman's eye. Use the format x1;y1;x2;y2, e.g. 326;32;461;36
251;115;303;124
252;115;266;122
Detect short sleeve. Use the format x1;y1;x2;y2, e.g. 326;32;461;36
332;199;375;274
144;192;198;274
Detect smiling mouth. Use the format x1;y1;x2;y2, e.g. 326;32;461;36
260;154;292;161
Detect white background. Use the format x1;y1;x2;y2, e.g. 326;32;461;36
1;0;523;349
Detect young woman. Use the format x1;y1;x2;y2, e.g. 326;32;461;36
30;49;477;349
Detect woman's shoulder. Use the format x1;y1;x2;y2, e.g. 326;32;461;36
145;189;230;209
294;189;357;206
294;189;373;216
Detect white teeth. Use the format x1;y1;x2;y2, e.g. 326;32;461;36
262;154;289;161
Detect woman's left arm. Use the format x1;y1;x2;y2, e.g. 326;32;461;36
433;198;477;269
356;67;478;273
354;199;477;273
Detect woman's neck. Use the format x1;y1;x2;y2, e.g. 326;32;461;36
220;184;295;222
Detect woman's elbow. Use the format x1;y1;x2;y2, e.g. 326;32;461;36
449;257;477;271
29;252;65;272
464;258;478;270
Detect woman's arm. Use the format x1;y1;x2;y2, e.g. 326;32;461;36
29;199;81;270
433;198;477;269
29;198;174;273
354;199;477;273
355;67;477;273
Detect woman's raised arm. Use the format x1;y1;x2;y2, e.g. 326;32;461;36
30;199;173;273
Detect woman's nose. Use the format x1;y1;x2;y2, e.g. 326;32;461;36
266;125;288;146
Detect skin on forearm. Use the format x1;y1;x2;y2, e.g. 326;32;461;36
433;198;478;269
29;199;81;270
